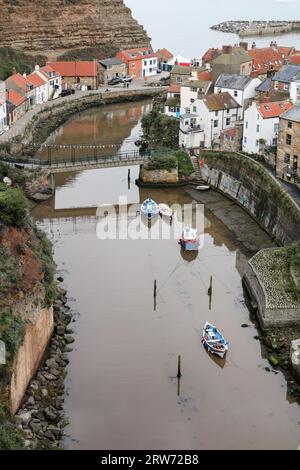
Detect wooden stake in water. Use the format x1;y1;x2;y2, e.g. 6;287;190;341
154;280;157;298
177;355;182;378
128;169;131;181
208;276;213;310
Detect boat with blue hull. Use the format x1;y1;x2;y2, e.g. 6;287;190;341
141;197;159;220
202;322;228;359
179;226;199;251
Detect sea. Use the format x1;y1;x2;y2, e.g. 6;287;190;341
125;0;300;58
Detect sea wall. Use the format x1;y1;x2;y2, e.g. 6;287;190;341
139;167;178;184
200;151;300;246
10;306;54;415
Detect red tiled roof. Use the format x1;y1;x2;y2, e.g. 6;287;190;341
27;72;46;88
7;73;28;92
198;70;212;81
289;55;300;65
202;48;221;63
7;89;25;107
258;100;293;119
249;48;283;75
277;46;295;58
156;48;173;60
117;48;154;61
47;61;98;77
167;84;181;93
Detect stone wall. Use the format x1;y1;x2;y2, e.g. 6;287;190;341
200;151;300;245
139;167;178;184
10;306;54;414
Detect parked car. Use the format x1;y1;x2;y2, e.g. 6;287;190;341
107;77;123;86
121;76;133;83
60;89;72;97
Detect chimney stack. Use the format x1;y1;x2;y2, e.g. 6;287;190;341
35;64;40;71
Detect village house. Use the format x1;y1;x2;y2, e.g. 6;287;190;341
255;77;289;103
47;61;99;90
242;100;292;156
248;46;283;79
35;65;62;100
290;79;300;104
6;73;36;111
164;84;181;118
170;65;198;85
272;65;300;93
202;48;221;68
0;81;8;134
214;74;261;116
116;48;157;79
179;91;242;149
156;48;173;71
6;89;26;125
99;58;127;84
180;79;212;114
211;45;253;82
277;105;300;182
27;72;47;105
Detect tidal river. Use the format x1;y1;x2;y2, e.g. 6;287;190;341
32;100;300;450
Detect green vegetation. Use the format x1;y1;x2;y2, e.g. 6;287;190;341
145;150;194;178
0;47;47;81
146;155;177;171
0;187;28;228
175;150;194;177
0;403;23;450
141;106;179;150
57;45;119;62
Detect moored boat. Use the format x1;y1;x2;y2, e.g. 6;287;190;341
141;197;159;220
179;226;199;251
201;322;228;358
158;203;173;218
196;185;210;191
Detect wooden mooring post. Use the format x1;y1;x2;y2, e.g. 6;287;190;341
177;355;182;378
208;276;213;310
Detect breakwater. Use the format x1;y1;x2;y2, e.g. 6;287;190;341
211;21;300;37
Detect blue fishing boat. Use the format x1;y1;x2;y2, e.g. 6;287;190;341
201;322;228;358
140;197;159;220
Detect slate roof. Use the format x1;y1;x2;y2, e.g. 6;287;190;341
272;65;300;84
281;105;300;123
171;66;193;75
100;58;125;67
182;80;211;92
215;74;252;90
256;78;272;92
203;92;240;111
213;47;252;66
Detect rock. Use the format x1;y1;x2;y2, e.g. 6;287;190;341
24;440;31;448
56;326;66;336
45;408;58;422
57;276;64;283
26;396;35;406
44;430;56;441
61;353;70;363
65;336;75;344
50;368;60;377
42;372;58;381
290;339;300;383
23;429;33;439
30;421;42;433
48;425;63;438
268;354;279;367
17;411;32;426
241;324;250;328
65;327;74;335
46;358;59;369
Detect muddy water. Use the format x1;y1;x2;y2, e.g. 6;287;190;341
33;101;300;450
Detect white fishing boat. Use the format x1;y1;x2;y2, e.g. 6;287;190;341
179;226;199;251
158;203;173;217
140;197;159;220
196;185;210;191
201;322;228;359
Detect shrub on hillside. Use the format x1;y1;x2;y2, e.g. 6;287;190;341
0;187;28;228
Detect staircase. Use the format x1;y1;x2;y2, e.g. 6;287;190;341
189;155;207;185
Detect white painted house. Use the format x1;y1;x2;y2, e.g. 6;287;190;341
179;92;242;149
290;80;300;104
164;84;181;118
180;80;212;114
35;65;62;101
0;81;8;134
214;74;261;116
142;55;158;78
242;100;293;154
27;72;48;105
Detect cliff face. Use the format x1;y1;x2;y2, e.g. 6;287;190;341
0;0;150;57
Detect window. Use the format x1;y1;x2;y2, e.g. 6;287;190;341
257;114;260;120
286;134;292;145
50;80;54;86
185;121;189;126
256;140;259;147
293;155;298;170
245;121;248;129
284;84;289;91
256;125;260;133
132;63;136;69
234;90;238;97
190;98;195;103
215;111;218;117
144;61;147;66
272;138;278;147
288;121;293;129
284;153;290;163
193;106;197;112
153;59;156;65
214;120;218;128
274;123;279;133
226;118;230;126
176;77;182;83
244;136;247;144
191;87;197;92
170;107;174;112
150;60;152;65
226;109;230;114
